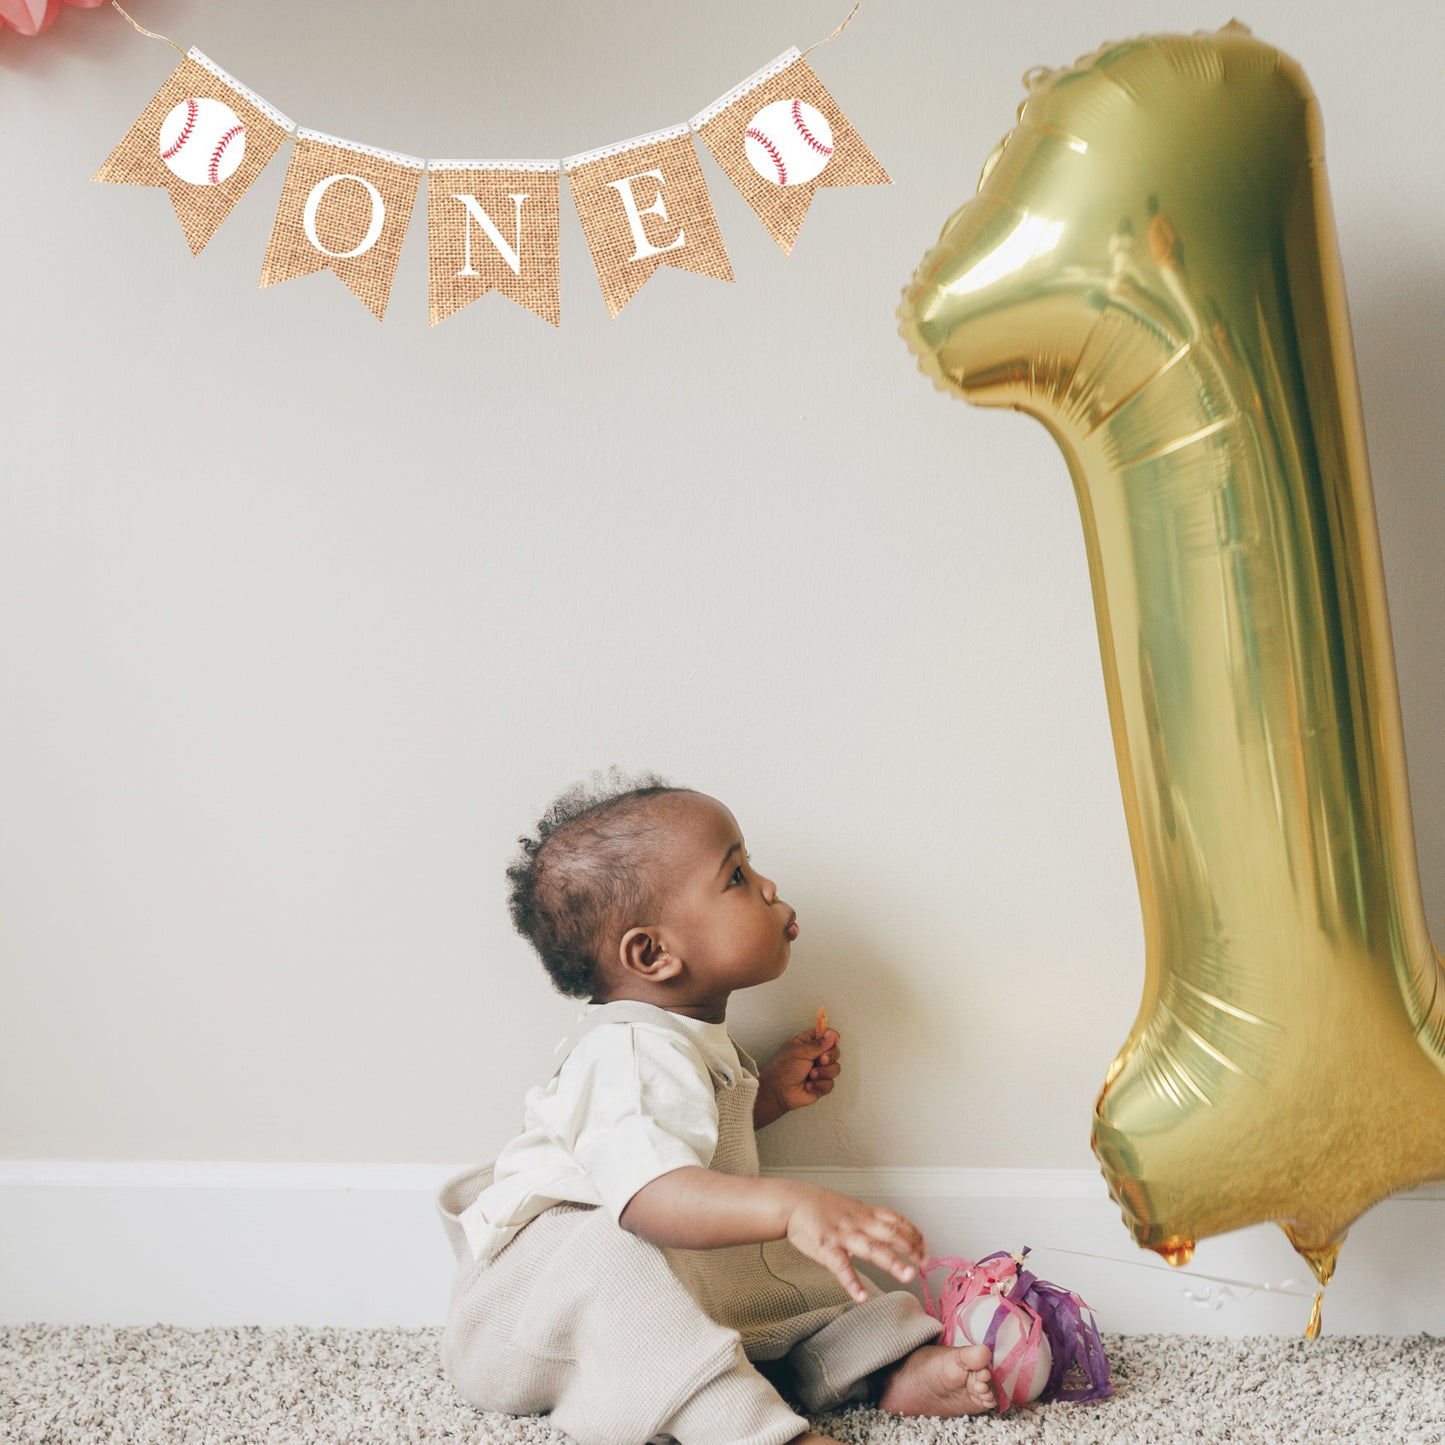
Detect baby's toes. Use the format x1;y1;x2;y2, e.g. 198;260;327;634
967;1369;997;1408
954;1343;990;1373
965;1375;999;1410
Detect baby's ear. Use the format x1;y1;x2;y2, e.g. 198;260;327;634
618;926;681;982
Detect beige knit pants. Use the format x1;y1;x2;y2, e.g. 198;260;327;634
437;1004;941;1444
440;1191;942;1445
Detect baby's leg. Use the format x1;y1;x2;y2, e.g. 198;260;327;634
444;1202;806;1445
655;1340;809;1445
780;1287;944;1414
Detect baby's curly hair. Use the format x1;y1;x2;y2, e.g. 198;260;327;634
506;768;694;1000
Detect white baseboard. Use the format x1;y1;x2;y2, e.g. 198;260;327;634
1;1161;1440;1336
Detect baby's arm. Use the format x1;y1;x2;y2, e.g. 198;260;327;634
620;1166;926;1304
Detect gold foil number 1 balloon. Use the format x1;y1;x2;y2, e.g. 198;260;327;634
900;23;1445;1334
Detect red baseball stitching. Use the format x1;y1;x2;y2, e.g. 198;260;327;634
746;126;787;185
790;99;833;157
161;97;198;161
208;125;243;185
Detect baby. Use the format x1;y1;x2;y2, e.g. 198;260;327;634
436;773;995;1444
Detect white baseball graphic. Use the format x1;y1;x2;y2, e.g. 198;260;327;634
744;97;834;187
158;97;246;187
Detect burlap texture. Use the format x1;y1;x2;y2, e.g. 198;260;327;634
426;166;561;327
91;55;290;257
695;56;890;254
259;136;422;321
566;130;732;318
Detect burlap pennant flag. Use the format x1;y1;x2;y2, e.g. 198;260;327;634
426;160;561;327
691;48;890;254
564;125;732;318
259;130;423;321
92;48;294;256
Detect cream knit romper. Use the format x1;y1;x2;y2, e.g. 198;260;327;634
436;1001;942;1445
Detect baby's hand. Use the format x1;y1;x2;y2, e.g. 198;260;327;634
759;1026;841;1117
786;1185;928;1305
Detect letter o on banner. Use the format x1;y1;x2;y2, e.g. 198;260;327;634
303;172;386;258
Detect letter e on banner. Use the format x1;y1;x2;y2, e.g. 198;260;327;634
606;170;685;261
565;127;731;318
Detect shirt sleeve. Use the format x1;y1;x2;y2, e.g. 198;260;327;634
561;1023;720;1221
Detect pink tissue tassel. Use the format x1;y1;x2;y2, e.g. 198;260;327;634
0;0;108;39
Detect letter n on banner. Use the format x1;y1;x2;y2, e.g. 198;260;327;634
92;48;293;256
564;126;732;318
425;161;561;327
259;130;423;321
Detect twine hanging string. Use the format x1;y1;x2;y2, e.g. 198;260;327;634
110;0;183;54
803;2;860;57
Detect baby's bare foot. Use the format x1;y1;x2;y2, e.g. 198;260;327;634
876;1342;996;1417
792;1435;845;1444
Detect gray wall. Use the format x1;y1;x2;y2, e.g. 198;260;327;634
3;0;1442;1172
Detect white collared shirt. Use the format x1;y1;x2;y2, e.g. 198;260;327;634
458;1002;743;1263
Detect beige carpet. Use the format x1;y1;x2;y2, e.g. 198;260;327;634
2;1326;1440;1443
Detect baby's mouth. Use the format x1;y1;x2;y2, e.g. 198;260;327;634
785;912;799;941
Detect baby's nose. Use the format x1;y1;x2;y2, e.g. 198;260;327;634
758;874;778;903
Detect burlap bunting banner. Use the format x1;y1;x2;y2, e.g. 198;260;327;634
564;126;732;318
259;130;423;320
691;47;890;254
91;48;294;256
426;161;562;327
96;10;888;323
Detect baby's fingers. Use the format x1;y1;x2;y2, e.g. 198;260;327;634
851;1229;923;1283
865;1215;928;1270
795;1026;837;1048
819;1241;870;1304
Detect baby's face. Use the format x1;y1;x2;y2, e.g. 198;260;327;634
647;793;799;1002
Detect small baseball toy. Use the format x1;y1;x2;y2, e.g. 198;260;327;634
158;97;246;187
951;1293;1053;1404
744;97;834;187
921;1249;1112;1412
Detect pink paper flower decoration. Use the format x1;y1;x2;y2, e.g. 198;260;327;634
0;0;109;39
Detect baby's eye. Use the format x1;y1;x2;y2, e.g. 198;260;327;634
729;864;746;887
